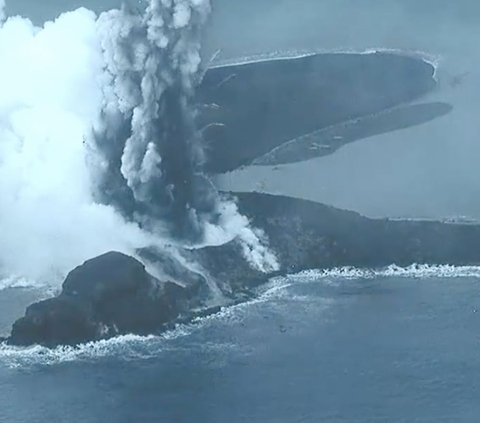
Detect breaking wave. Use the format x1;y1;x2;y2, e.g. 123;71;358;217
0;270;306;368
1;263;479;367
277;263;480;282
0;276;39;291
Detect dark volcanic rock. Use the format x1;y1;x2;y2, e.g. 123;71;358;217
9;194;480;347
236;193;480;269
11;296;98;347
9;252;191;347
189;193;480;292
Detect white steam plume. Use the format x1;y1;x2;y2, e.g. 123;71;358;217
0;9;152;283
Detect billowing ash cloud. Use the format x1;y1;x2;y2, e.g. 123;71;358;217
0;1;278;286
92;0;213;240
91;0;279;270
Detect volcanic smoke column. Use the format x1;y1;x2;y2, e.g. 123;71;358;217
93;0;215;240
91;0;278;272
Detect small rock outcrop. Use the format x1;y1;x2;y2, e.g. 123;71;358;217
9;252;190;347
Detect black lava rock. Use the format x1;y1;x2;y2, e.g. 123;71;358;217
9;252;190;347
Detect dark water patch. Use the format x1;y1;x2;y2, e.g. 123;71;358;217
198;52;437;173
252;101;453;166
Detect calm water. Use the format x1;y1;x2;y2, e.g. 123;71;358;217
1;272;479;422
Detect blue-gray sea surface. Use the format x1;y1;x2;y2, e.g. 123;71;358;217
1;269;480;423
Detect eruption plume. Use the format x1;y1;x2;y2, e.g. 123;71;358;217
0;1;278;285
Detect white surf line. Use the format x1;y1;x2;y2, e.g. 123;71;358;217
0;277;296;367
0;276;43;291
210;47;442;79
276;264;480;283
0;334;160;367
3;263;477;367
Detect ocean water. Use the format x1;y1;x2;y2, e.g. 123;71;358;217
1;1;479;422
1;268;480;422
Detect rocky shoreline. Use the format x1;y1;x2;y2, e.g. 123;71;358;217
8;193;480;347
5;50;462;347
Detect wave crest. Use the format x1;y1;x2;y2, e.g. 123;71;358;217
279;263;480;282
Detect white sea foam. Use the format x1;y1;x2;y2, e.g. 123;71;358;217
0;325;239;368
0;276;39;290
0;264;480;367
0;276;294;367
279;264;480;282
2;263;479;367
